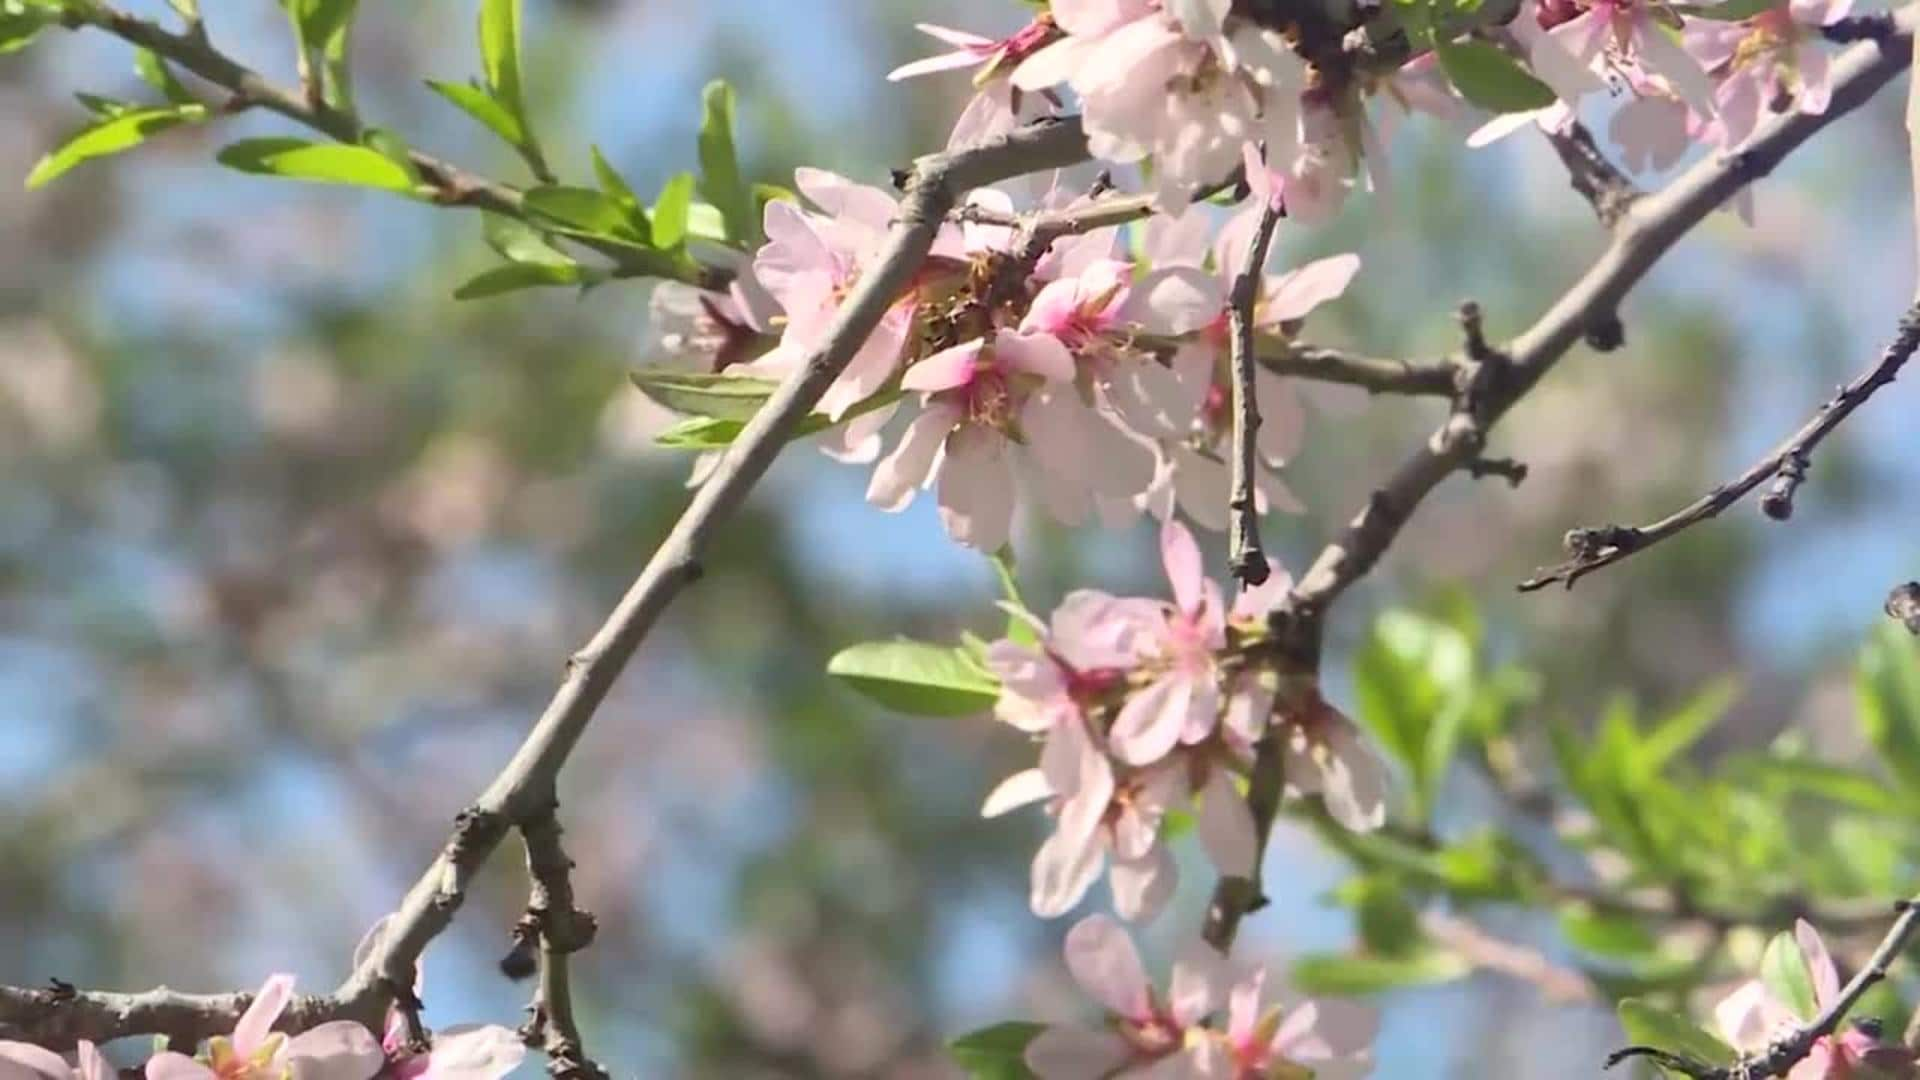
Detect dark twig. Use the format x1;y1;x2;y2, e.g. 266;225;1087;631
1227;198;1286;587
1608;897;1920;1079
1286;13;1915;616
1201;736;1286;951
1522;301;1920;591
1464;456;1529;487
519;802;603;1080
1542;119;1641;229
1886;582;1920;635
1254;342;1458;395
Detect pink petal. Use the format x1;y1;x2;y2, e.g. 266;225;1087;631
1321;724;1389;832
422;1025;527;1080
997;330;1078;382
1160;519;1207;616
1121;267;1224;336
1110;674;1194;766
1631;13;1716;116
0;1041;74;1080
1260;254;1361;323
1794;919;1840;1006
1168;942;1229;1027
866;406;955;512
75;1042;112;1080
1031;824;1108;918
983;768;1055;817
985;640;1067;711
1109;845;1177;922
1227;967;1268;1044
1196;769;1259;878
937;425;1015;550
1796;46;1832;115
902;338;985;393
793;167;898;231
886;50;983;81
915;22;995;49
1063;914;1154;1019
1254;371;1305;467
1010;38;1093;92
236;974;296;1056
142;1052;214;1080
285;1022;383;1080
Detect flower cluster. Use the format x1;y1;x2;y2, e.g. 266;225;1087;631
982;520;1388;922
1026;914;1376;1079
639;170;1358;552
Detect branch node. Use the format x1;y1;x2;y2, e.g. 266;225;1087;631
1888;583;1920;635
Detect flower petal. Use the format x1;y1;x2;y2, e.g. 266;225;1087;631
285;1022;383;1080
1063;914;1153;1019
0;1042;74;1080
1160;519;1206;616
141;1052;214;1080
1197;768;1259;878
1024;1026;1134;1080
983;768;1055;817
236;974;297;1057
423;1025;527;1080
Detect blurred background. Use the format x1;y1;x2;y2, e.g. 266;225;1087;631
3;1;1919;1076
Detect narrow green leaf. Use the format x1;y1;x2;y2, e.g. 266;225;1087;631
359;127;420;184
482;212;576;269
697;80;755;247
134;48;196;105
216;138;418;192
1288;950;1470;996
1560;905;1656;958
1857;624;1920;794
827;640;1001;716
1616;999;1737;1067
424;79;526;149
283;0;357;43
523;184;649;243
452;262;582;300
26;104;207;190
0;8;53;54
1639;678;1738;769
629;369;781;421
1674;0;1785;19
479;0;523;109
1760;931;1818;1022
990;547;1039;647
948;1021;1042;1080
653;416;742;449
651;171;696;251
1435;37;1555;113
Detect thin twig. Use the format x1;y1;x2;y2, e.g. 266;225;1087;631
1201;736;1286;952
1521;301;1920;591
0;983;346;1051
1228;199;1285;587
1542;118;1641;229
1283;14;1916;620
1608;896;1920;1079
1254;341;1458;395
519;802;603;1080
1887;582;1920;635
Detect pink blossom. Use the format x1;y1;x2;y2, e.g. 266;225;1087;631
1714;921;1919;1080
886;18;1065;149
1210;965;1378;1079
0;1040;113;1080
1108;521;1230;764
143;976;382;1080
1688;0;1850;148
1278;687;1388;832
1024;915;1227;1078
379;1017;524;1080
1554;0;1719;116
745;168;962;422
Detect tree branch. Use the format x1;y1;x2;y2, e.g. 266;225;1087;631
1228;200;1284;586
516;803;603;1080
1521;300;1920;591
1201;736;1286;952
333;115;1093;1018
66;2;725;289
1608;896;1920;1079
0;983;346;1051
1254;341;1458;395
1282;12;1916;620
1542;118;1641;229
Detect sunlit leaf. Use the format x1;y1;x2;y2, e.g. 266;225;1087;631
451;262;584;300
1435;37;1555;113
1616;999;1737;1068
1288;949;1469;995
522;184;649;243
827;640;1000;716
698;79;755;247
424;79;526;149
629;370;781;421
26;104;208;190
216;138;419;193
651;171;696;251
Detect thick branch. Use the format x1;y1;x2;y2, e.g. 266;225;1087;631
1285;14;1916;619
334;115;1093;1013
1228;200;1285;586
518;804;603;1080
0;983;345;1052
1521;301;1920;590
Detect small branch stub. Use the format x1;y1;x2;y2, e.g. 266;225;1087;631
1887;582;1920;635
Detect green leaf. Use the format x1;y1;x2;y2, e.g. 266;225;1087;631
1435;37;1555;113
1722;753;1902;815
133;48;196;105
687;201;729;245
452;262;583;300
1639;678;1737;769
1760;931;1819;1022
424;79;526;149
1674;0;1781;19
282;0;357;43
990;546;1039;647
629;369;781;421
591;146;643;211
482;212;576;269
1859;624;1920;795
1560;905;1656;958
948;1021;1042;1080
651;171;696;251
1616;999;1737;1068
653;415;742;449
26;104;207;190
216;138;418;193
1352;610;1475;821
1345;877;1422;957
479;0;523;111
522;184;649;243
1288;949;1469;996
827;640;1001;717
697;80;755;247
359;127;420;184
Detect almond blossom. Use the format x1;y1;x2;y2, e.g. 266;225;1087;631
378;1017;524;1080
143;975;382;1080
0;1040;112;1080
1687;0;1851;148
1025;915;1378;1079
1713;920;1918;1080
886;18;1063;148
1551;0;1719;116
